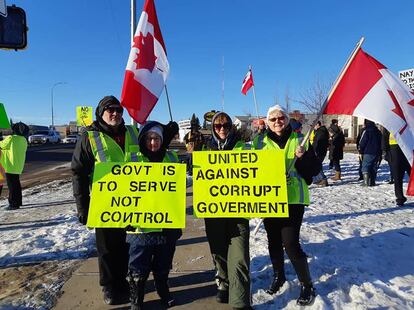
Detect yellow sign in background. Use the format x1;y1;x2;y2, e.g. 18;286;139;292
193;150;288;218
87;162;186;228
76;106;93;126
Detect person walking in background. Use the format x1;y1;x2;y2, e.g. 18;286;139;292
204;112;252;310
252;105;320;306
328;119;345;181
358;120;382;186
312;121;329;186
383;129;410;206
126;121;181;309
257;119;266;135
381;128;394;184
356;123;366;181
1;122;29;210
71;96;137;305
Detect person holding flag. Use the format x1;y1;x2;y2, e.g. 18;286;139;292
252;105;320;306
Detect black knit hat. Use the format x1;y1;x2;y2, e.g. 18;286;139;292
95;95;122;118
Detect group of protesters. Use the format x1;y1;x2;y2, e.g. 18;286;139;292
71;95;409;310
72;96;322;309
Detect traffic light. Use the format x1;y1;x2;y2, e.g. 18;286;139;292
0;5;27;50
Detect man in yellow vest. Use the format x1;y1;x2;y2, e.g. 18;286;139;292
383;129;410;206
71;96;139;305
1;122;29;210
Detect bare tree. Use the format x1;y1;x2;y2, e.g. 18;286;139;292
295;74;333;114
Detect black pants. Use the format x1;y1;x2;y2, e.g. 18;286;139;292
6;173;22;207
263;205;307;274
95;228;129;290
389;146;411;203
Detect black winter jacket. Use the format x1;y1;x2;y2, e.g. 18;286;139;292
312;126;329;158
358;122;382;156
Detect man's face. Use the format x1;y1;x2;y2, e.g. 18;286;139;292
102;105;123;127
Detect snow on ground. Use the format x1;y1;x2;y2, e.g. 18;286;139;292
0;153;413;309
250;153;414;309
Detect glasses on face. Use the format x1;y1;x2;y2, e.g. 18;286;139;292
214;123;231;130
105;106;123;114
268;116;285;122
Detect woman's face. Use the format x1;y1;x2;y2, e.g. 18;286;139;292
213;119;231;140
267;111;287;136
145;133;162;152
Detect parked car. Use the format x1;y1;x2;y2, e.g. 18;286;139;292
28;130;61;144
62;134;79;144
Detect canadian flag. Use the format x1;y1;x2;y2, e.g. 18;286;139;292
241;69;254;95
121;0;169;124
323;48;414;194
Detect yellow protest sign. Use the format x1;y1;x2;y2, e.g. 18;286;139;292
193;150;288;218
76;106;93;126
87;162;186;229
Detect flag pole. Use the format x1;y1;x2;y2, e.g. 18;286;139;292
165;84;173;121
221;56;225;111
253;36;365;236
250;65;260;119
131;0;137;127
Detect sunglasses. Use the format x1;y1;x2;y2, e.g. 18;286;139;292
268;116;285;122
105;106;123;114
214;123;231;130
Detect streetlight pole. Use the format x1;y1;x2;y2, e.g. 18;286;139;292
51;82;66;129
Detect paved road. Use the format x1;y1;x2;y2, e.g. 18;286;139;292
18;144;75;190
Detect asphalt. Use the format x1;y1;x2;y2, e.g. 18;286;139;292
53;187;232;310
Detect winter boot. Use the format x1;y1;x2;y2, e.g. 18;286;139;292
315;178;328;186
297;284;316;306
362;173;370;186
331;171;341;181
127;273;147;310
369;172;376;186
154;274;175;308
215;278;229;303
291;258;316;306
266;272;286;295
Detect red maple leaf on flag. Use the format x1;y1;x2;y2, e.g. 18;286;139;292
132;32;157;72
388;90;408;134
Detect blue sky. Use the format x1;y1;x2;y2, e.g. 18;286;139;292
1;0;413;126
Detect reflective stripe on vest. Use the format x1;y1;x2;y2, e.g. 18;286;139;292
126;126;139;162
92;131;107;162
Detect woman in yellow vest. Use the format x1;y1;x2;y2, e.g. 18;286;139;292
126;121;182;310
204;112;252;310
252;105;320;306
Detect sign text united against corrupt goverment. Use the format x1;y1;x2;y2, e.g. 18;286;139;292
87;162;186;229
192;150;289;218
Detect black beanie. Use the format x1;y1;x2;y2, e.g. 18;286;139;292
95;96;122;119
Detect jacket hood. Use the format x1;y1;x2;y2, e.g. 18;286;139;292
138;121;178;161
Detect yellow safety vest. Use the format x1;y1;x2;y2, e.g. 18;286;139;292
0;135;28;174
87;125;140;162
252;132;310;205
389;133;397;145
